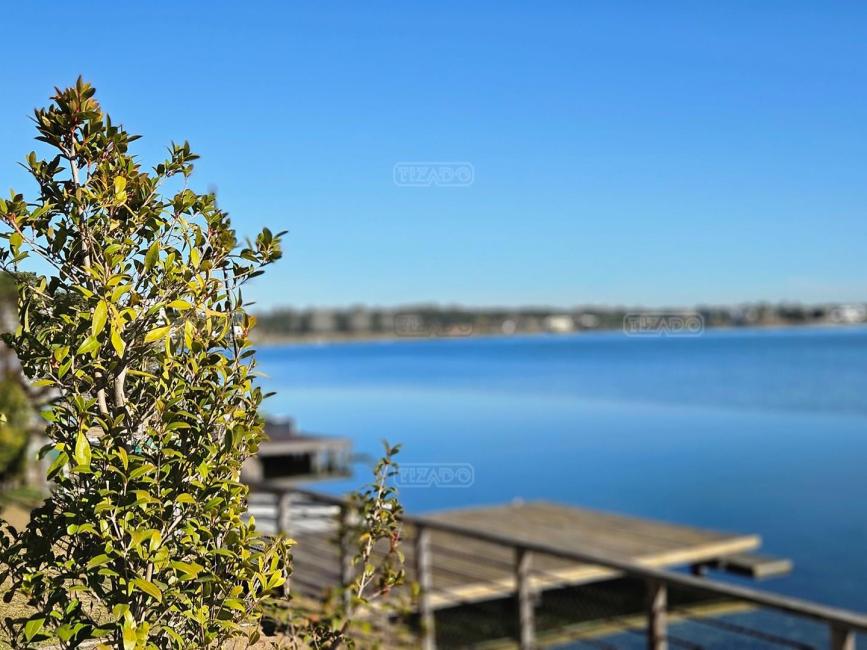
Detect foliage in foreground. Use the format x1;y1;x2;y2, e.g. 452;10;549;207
279;444;406;649
0;78;289;648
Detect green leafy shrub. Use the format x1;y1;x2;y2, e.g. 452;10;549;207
0;78;290;648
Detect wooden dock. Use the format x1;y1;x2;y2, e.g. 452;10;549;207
264;495;783;609
415;501;763;608
248;487;867;649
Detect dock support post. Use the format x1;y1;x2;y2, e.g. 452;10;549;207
415;525;435;650
831;625;854;650
277;491;292;535
339;503;353;614
515;547;535;650
646;579;667;650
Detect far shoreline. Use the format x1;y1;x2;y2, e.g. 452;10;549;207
251;320;867;348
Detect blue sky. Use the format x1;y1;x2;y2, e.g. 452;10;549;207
1;2;865;310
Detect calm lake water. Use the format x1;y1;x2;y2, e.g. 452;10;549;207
257;326;867;613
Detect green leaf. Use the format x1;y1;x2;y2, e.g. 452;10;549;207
122;618;137;650
76;336;99;355
132;577;162;602
171;560;203;579
24;617;45;641
133;491;156;507
114;176;126;193
144;241;159;270
111;325;126;356
117;446;129;470
167;299;192;311
73;430;91;468
46;451;69;479
86;554;111;569
129;463;155;480
223;598;245;612
91;299;108;336
111;284;131;302
53;345;69;363
144;325;170;343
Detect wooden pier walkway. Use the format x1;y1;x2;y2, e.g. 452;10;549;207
259;496;779;609
249;488;867;649
416;500;764;608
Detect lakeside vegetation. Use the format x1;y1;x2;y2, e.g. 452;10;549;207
0;79;405;649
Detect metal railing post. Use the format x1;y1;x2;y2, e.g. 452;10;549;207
831;624;855;650
415;525;436;650
516;546;535;650
647;579;668;650
339;503;354;614
277;491;292;535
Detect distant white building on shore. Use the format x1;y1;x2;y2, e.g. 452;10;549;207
348;307;371;332
829;304;867;324
309;309;337;333
544;314;575;333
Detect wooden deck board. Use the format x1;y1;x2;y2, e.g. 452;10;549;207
288;500;763;611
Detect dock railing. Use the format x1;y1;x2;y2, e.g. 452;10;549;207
248;484;867;650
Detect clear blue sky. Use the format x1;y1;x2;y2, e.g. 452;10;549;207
1;2;865;310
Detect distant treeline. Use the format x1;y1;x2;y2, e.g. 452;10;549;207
253;302;867;340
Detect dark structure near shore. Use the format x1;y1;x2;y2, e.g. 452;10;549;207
241;419;351;484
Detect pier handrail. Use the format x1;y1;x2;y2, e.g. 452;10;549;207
408;513;867;633
250;484;867;646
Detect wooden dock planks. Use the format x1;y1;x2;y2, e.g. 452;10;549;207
287;500;763;611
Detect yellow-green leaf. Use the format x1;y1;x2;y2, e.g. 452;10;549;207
122;619;137;650
114;176;127;194
111;325;126;356
24;617;45;641
132;577;162;602
171;560;203;578
129;463;155;480
76;336;99;355
46;451;68;479
144;325;170;343
73;429;91;468
223;598;245;612
144;241;159;270
53;345;69;363
87;554;111;569
111;284;131;302
168;299;192;310
92;300;108;336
